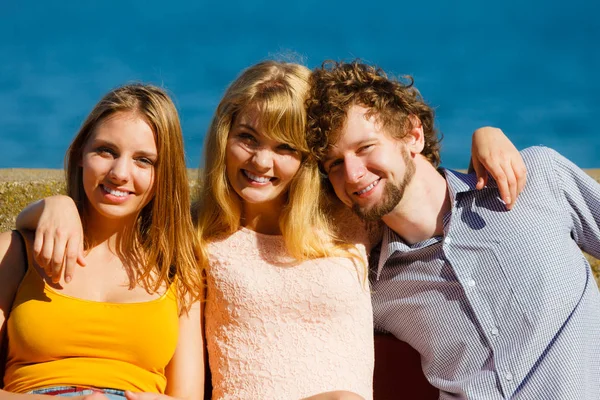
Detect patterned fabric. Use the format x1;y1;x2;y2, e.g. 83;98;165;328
371;146;600;399
30;386;126;399
205;208;374;400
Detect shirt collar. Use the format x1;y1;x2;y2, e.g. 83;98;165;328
375;169;497;279
376;226;396;278
442;168;498;195
376;226;442;279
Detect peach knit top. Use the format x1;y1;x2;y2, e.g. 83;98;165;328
205;214;374;399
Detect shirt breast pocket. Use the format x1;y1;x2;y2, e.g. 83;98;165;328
492;225;588;325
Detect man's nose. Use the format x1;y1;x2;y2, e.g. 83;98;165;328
344;156;366;184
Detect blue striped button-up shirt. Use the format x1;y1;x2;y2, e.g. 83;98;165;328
371;146;600;399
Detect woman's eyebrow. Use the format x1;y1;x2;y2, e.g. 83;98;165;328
236;123;259;135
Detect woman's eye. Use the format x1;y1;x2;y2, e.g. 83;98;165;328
238;132;257;142
136;157;154;166
278;144;297;153
96;146;115;157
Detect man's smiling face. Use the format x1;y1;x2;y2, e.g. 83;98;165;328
322;105;416;221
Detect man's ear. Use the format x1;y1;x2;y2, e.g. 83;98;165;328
404;115;425;154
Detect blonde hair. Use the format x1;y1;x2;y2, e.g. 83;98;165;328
65;83;203;311
195;61;363;270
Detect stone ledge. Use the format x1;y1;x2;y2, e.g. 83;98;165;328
2;168;599;284
0;168;202;183
0;169;202;232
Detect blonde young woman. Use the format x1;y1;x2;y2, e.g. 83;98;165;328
1;84;204;400
17;62;525;400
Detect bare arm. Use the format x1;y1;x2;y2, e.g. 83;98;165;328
0;231;27;388
15;195;85;283
165;300;204;399
470;127;527;210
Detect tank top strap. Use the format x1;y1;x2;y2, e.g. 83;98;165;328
12;230;30;270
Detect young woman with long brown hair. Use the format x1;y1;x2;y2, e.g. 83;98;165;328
0;84;204;400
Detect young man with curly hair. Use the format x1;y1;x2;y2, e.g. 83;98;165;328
306;60;600;399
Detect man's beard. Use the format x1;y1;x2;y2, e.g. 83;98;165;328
352;150;415;221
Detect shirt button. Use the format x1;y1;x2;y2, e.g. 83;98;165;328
505;372;513;381
445;236;452;244
467;279;476;287
491;327;499;336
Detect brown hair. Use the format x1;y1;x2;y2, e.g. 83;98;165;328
65;83;202;311
306;60;442;167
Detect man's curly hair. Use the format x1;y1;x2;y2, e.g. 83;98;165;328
306;60;442;167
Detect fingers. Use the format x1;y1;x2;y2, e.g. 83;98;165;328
30;201;87;284
124;391;160;400
77;251;87;267
470;156;488;190
124;391;138;400
503;160;518;210
83;394;110;400
64;236;85;283
490;159;521;209
35;230;56;277
33;228;86;284
473;155;514;209
512;157;527;196
490;163;512;209
33;229;44;259
471;152;525;210
470;126;526;209
493;155;527;210
50;232;68;283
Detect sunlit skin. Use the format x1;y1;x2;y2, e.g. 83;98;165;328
81;112;157;231
323;107;416;217
324;105;450;245
225;108;302;234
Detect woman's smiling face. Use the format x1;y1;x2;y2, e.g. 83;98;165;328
81;112;157;224
225;107;302;214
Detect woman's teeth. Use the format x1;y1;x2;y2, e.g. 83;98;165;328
244;170;271;183
103;185;129;197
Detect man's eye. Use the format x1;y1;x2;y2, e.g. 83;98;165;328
327;159;343;172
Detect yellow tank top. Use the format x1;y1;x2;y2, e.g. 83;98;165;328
4;261;179;394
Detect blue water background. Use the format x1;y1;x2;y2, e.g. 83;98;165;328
1;0;598;169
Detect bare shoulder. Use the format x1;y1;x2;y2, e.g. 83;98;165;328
0;231;28;297
0;230;25;263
